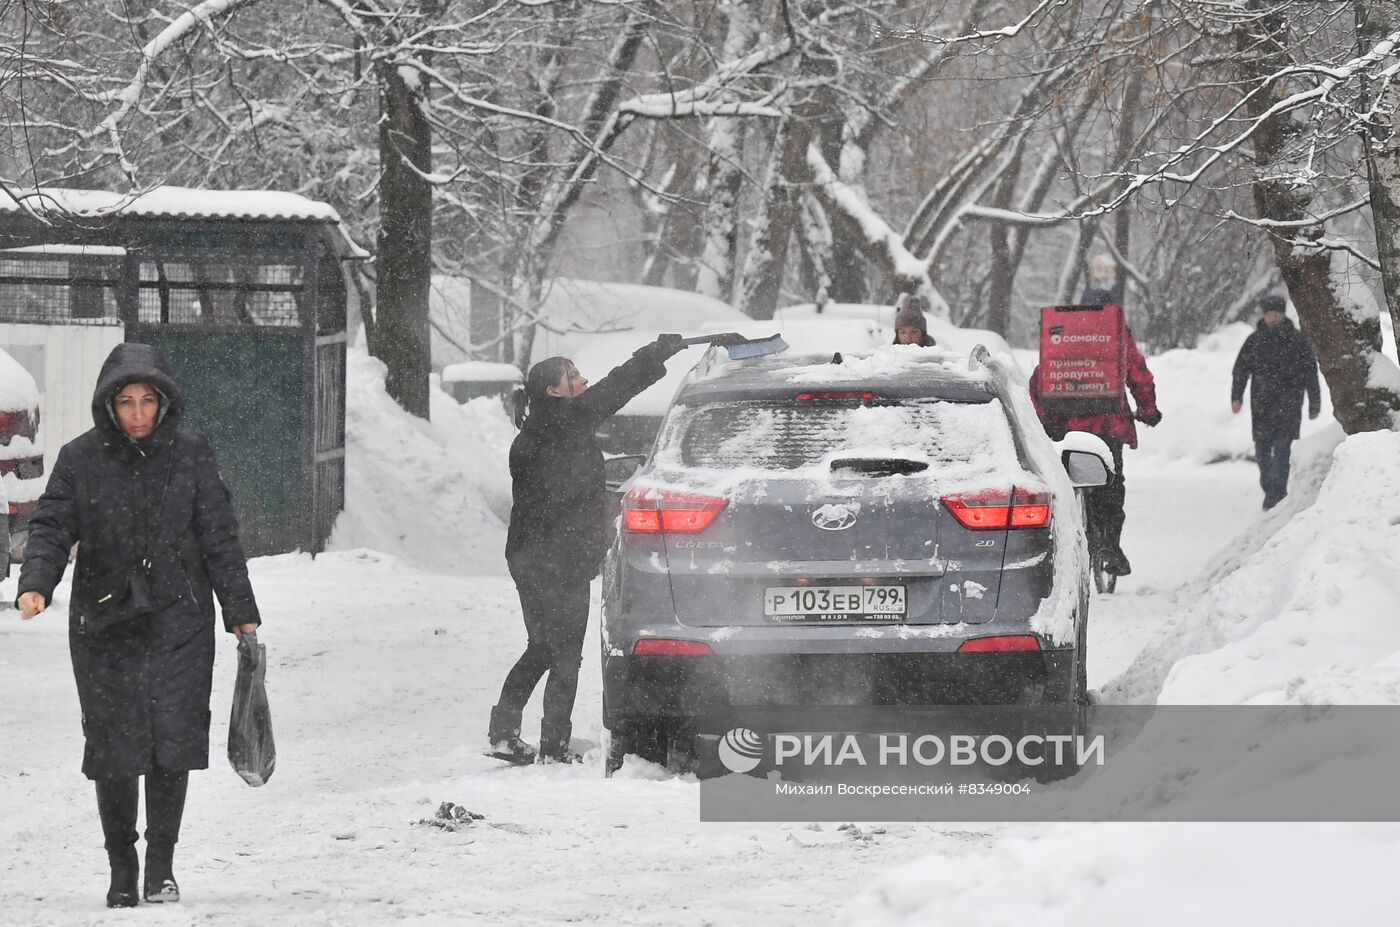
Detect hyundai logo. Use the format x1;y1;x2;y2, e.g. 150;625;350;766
811;503;859;531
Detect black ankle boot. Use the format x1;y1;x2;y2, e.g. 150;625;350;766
487;705;537;765
106;846;139;908
537;720;581;765
143;848;179;903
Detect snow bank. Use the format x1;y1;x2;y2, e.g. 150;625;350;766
841;430;1400;927
841;822;1400;927
1105;429;1400;705
326;351;513;574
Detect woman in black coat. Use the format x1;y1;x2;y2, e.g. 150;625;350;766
16;342;260;908
489;334;684;764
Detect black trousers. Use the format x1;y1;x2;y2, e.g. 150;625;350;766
95;767;189;860
1086;439;1127;552
1255;433;1293;508
496;573;592;737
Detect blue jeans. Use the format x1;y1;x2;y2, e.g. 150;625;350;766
1255;435;1293;509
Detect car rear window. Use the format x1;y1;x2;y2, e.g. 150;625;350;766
673;398;1018;471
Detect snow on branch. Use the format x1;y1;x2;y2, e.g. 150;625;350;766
875;0;1069;46
805;141;936;293
618;98;783;119
85;0;262;177
1097;28;1400;216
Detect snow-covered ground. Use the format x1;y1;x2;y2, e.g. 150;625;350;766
3;320;1398;925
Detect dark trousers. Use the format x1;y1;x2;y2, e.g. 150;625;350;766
496;574;592;738
1086;439;1127;552
1255;434;1293;509
95;767;189;864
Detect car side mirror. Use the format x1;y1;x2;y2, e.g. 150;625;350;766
603;454;646;491
1062;449;1110;488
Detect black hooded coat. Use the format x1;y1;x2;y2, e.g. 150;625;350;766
1231;318;1322;443
505;347;668;586
17;343;260;780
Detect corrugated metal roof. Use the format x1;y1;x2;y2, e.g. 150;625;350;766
0;186;369;258
0;185;339;221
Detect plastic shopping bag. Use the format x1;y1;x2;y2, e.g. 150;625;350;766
228;631;276;786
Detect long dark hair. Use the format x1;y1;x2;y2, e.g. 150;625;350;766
512;356;572;428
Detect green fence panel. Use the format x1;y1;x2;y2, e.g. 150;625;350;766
131;326;307;556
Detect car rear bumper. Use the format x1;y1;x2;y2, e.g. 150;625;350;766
602;649;1075;730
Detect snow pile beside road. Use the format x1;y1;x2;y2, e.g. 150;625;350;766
1106;428;1400;705
326;351;513;574
841;822;1400;927
841;429;1400;927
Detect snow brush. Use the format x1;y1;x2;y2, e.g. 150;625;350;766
681;332;789;359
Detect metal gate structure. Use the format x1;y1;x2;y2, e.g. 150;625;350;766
0;188;364;556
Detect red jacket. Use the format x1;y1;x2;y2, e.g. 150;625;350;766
1029;328;1158;449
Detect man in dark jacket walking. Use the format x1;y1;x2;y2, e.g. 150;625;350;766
491;334;685;764
1232;294;1322;509
16;343;260;907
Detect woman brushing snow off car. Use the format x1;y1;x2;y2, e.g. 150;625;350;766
15;343;261;909
489;334;687;765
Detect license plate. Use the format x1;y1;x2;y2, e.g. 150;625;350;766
763;585;906;621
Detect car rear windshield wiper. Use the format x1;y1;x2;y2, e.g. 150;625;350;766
828;457;930;476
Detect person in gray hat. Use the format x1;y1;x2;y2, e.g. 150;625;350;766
1231;294;1322;509
892;294;938;347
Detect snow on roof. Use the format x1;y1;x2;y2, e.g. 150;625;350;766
0;346;41;412
1;186;340;222
441;361;522;383
0;243;127;257
0;186;369;258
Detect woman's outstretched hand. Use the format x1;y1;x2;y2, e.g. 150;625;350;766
654;333;686;359
17;591;46;619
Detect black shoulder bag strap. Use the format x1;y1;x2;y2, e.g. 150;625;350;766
130;449;177;612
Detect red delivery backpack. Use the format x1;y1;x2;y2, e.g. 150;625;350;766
1038;303;1127;415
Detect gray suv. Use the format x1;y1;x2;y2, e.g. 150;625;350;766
600;346;1105;770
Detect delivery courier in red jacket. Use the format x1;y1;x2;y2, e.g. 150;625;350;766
1029;288;1160;577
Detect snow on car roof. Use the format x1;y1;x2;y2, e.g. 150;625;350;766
678;345;997;403
0;347;40;411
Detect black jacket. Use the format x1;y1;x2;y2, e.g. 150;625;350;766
1231;318;1322;443
18;343;260;779
505;347;668;585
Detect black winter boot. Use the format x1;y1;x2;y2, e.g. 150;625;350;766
487;705;537;765
143;768;188;903
537;719;581;765
96;778;139;908
143;847;179;903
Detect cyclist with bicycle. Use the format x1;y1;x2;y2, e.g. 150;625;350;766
1029;288;1160;577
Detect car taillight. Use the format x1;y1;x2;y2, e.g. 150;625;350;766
958;635;1042;653
794;391;878;401
622;486;726;534
941;488;1051;530
633;639;714;655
